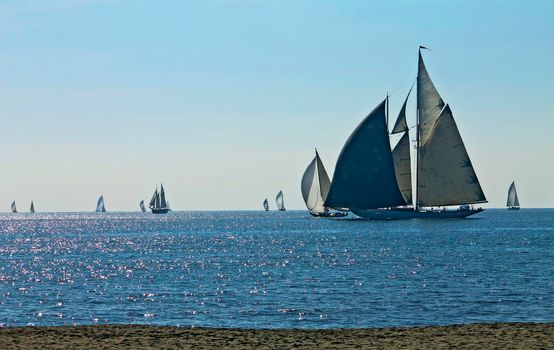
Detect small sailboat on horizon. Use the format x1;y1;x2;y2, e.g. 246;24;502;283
276;191;286;211
139;200;146;212
263;198;269;211
11;201;17;213
507;181;520;210
95;195;106;212
324;48;486;220
30;201;35;213
301;150;347;217
149;183;171;214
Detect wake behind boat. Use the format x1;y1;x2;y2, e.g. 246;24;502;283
149;183;171;214
507;181;521;210
324;48;486;220
301;150;347;218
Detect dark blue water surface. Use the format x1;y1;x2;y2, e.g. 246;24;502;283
1;210;553;328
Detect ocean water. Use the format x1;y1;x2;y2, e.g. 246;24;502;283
0;209;553;329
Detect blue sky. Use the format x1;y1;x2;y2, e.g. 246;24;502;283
1;0;553;210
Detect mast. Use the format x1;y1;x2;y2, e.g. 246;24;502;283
415;75;420;211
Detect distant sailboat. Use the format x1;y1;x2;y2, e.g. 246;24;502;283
275;191;286;211
139;200;146;212
30;201;35;213
325;48;486;219
96;195;106;212
301;150;347;217
149;183;170;214
507;181;520;210
11;201;17;213
263;198;269;211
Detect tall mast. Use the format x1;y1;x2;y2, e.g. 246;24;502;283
415;50;421;211
386;92;389;131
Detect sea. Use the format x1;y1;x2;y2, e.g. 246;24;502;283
1;209;553;329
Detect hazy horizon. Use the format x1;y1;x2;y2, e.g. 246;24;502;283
1;0;553;211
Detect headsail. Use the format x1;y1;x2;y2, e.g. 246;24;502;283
276;190;285;211
11;201;17;213
30;201;35;213
325;99;406;210
139;200;146;212
391;86;412;134
392;131;412;204
417;105;486;206
95;196;105;212
301;150;332;213
507;181;520;207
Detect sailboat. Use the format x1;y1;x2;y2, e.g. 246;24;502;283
325;48;486;220
149;183;170;214
139;200;146;212
301;150;348;217
263;198;269;211
275;191;286;211
95;195;106;212
11;201;17;213
507;181;520;210
30;201;35;213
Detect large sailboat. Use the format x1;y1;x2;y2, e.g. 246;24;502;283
149;183;170;214
11;201;17;213
95;195;106;212
507;181;520;210
30;201;35;213
301;150;348;217
275;191;286;211
263;198;269;211
325;48;486;220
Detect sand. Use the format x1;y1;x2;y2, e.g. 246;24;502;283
1;323;553;349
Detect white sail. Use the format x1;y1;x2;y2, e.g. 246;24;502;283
11;201;17;213
507;181;520;207
301;151;332;213
96;195;105;212
276;191;285;211
30;201;35;213
417;51;445;144
417;105;486;206
392;131;412;204
139;200;146;212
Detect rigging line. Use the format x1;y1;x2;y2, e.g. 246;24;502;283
388;54;418;97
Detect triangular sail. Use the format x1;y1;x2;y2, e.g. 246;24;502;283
149;189;158;208
417;51;445;144
11;201;17;213
276;191;285;210
139;200;146;212
160;184;167;208
507;181;520;207
95;196;104;212
316;151;331;203
417;105;486;206
392;131;412;204
30;201;35;213
263;199;269;210
325;99;406;210
301;155;325;212
391;86;412;134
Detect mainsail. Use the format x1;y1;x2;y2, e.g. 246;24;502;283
325;99;406;210
507;181;520;207
96;195;106;212
263;198;269;211
160;184;167;208
301;150;331;213
417;105;486;206
276;191;285;211
416;52;486;207
11;201;17;213
139;200;146;212
30;201;35;213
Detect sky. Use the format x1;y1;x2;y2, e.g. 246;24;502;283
0;0;553;211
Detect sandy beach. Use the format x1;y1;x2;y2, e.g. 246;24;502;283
1;322;553;349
